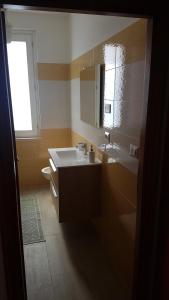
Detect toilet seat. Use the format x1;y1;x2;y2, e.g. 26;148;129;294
41;166;51;180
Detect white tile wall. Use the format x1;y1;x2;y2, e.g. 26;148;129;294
114;61;145;102
70;59;145;155
39;80;70;129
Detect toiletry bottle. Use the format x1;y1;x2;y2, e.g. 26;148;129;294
89;145;95;163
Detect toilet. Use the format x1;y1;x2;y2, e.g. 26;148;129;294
41;166;51;180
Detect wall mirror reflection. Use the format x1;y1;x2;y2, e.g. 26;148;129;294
80;65;101;128
80;63;116;129
102;64;115;129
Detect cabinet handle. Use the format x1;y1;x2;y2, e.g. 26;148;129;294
49;158;57;172
51;183;57;198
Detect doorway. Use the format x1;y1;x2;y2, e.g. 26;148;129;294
5;9;147;300
1;3;169;300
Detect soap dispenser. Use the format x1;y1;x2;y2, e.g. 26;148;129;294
88;145;95;163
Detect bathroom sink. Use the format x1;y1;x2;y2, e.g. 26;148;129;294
48;147;101;168
56;149;84;162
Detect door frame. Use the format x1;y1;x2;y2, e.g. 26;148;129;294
0;10;27;300
1;2;169;300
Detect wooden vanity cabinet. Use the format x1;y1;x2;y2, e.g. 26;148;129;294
49;157;101;223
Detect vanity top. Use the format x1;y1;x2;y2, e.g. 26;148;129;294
48;147;101;168
98;143;138;175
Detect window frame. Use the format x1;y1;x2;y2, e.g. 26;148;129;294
7;30;40;138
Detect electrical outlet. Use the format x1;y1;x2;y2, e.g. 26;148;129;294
129;144;139;158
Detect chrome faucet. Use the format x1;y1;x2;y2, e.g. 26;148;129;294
98;132;112;152
82;143;87;155
104;131;110;145
76;142;87;155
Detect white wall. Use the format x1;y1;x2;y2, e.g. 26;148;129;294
39;81;70;129
70;14;138;60
6;11;71;63
6;11;71;129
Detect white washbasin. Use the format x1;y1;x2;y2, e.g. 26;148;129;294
48;147;101;168
56;149;84;162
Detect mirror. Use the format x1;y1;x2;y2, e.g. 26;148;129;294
80;64;115;129
102;64;115;129
80;65;101;128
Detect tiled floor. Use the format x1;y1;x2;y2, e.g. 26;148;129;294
21;187;126;300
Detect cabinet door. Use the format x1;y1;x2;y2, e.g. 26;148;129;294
50;181;59;217
49;158;59;193
59;165;101;222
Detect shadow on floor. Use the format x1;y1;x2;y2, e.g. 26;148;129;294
60;221;127;300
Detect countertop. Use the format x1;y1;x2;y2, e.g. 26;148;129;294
48;147;102;168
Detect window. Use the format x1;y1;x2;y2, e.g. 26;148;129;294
7;31;39;137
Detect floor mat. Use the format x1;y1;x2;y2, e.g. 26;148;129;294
21;196;45;245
